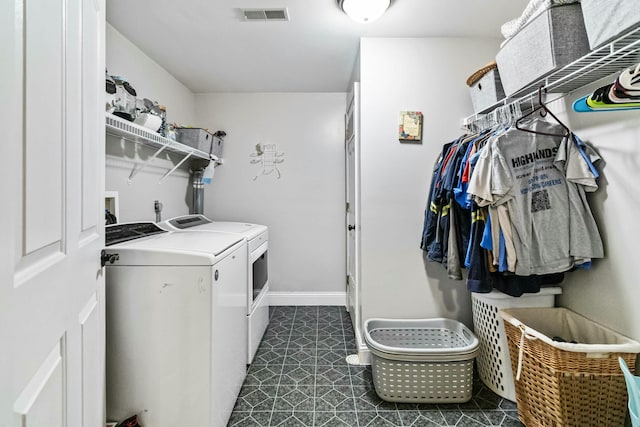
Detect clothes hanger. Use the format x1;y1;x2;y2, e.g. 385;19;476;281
515;87;571;138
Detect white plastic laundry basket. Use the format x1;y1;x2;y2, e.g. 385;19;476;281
471;287;561;402
364;318;479;403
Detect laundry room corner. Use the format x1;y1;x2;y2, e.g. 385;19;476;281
357;37;504;327
194;92;348;305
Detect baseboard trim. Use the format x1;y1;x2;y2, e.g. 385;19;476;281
269;291;347;306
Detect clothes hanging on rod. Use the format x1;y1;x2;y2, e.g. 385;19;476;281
421;106;603;296
468;118;603;276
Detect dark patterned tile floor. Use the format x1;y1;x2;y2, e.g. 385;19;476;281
228;306;524;427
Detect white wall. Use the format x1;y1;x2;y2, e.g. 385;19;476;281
106;24;195;125
358;37;501;327
106;24;197;222
546;81;640;345
194;93;347;301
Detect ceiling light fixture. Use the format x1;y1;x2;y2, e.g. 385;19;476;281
338;0;391;23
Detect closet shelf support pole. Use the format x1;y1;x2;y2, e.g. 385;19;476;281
159;152;193;184
127;143;170;184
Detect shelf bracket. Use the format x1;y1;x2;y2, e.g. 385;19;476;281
127;143;170;184
159;152;193;184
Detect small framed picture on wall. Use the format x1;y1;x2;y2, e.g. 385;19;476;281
398;111;423;141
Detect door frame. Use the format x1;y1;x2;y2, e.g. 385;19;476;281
345;82;364;358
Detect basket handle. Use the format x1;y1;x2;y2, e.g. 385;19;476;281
516;325;538;381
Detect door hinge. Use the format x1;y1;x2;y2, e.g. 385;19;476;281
101;250;119;267
346;202;350;212
346;275;349;286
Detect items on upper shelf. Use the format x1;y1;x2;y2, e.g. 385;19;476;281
466;61;506;114
464;3;640;126
106;72;169;136
105;113;224;184
105;71;226;166
105;113;220;162
497;2;589;98
573;63;640;112
499;0;580;47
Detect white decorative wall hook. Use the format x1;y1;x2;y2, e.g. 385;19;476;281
250;143;285;181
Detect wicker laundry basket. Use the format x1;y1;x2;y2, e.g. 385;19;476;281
364;318;479;403
500;307;640;427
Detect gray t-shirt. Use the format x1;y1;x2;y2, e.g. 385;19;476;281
468;119;603;275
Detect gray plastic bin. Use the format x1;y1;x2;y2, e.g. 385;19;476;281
496;3;590;96
581;0;640;49
364;318;479;403
469;68;506;114
175;128;224;159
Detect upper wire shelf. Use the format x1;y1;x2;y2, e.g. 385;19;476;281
106;113;221;183
105;113;217;162
464;25;640;126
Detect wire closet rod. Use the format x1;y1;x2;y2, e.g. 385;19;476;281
463;87;570;132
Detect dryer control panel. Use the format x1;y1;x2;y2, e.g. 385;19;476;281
105;222;167;246
167;214;212;229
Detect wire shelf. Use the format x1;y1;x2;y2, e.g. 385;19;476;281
105;113;216;161
465;25;640;126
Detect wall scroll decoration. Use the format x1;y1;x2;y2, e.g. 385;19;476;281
398;111;423;141
250;143;285;181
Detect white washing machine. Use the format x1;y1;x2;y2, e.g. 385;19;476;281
159;214;269;364
104;222;248;427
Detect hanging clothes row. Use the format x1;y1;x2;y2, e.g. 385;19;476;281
421;91;604;296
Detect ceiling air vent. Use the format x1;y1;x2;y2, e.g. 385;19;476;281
241;8;289;21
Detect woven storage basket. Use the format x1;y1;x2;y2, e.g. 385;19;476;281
364;318;479;403
500;307;640;427
466;61;498;87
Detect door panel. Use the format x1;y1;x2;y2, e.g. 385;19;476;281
13;342;65;427
347;138;356;301
24;0;64;254
1;0;106;426
345;82;360;344
81;0;101;236
79;294;101;427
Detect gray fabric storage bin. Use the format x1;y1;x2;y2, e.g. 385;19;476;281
496;3;590;97
175;128;224;159
469;69;506;113
581;0;640;49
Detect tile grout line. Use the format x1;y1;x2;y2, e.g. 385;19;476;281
267;306;295;427
311;307;320;426
342;308;362;427
313;305;319;427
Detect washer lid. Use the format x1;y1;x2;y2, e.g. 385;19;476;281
105;230;244;266
196;221;267;240
160;215;267;240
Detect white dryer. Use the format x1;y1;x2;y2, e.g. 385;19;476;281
104;222;247;427
159;214;269;364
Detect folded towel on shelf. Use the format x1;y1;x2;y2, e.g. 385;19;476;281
500;0;579;46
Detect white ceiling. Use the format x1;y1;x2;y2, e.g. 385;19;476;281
106;0;528;93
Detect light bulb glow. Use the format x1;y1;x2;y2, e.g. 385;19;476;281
341;0;390;23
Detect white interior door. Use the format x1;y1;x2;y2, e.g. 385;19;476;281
0;0;106;426
345;83;361;349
